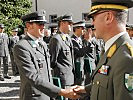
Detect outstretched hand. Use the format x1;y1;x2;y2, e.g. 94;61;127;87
73;85;86;94
59;85;80;99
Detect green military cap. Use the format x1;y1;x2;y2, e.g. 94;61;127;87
73;21;85;28
85;23;94;29
56;14;73;23
126;24;133;30
21;10;47;24
12;28;19;32
88;0;133;17
0;24;5;28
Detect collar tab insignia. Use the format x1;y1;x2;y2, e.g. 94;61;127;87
31;41;37;48
61;34;67;41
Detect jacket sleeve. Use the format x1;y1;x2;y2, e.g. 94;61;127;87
49;37;61;69
72;39;92;58
113;49;133;100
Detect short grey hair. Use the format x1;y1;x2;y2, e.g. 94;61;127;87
114;10;128;24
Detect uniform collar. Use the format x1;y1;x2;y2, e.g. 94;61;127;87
105;32;127;52
73;33;81;41
27;32;40;46
61;32;69;37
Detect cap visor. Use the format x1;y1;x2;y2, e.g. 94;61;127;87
88;9;100;18
34;21;49;24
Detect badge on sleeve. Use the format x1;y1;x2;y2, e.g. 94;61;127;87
125;73;133;91
98;65;110;75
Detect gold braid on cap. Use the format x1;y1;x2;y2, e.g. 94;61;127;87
91;4;128;11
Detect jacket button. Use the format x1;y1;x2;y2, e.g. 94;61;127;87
96;81;100;85
92;82;95;85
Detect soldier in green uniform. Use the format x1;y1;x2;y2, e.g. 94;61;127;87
72;0;133;100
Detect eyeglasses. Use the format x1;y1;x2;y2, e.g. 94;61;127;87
91;11;109;21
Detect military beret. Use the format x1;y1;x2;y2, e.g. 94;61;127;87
0;24;5;28
21;10;47;24
56;14;73;23
73;21;85;28
88;0;133;17
126;24;133;30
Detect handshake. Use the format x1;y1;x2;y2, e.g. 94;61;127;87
59;85;86;99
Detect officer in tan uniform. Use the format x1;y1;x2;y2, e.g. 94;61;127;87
72;0;133;100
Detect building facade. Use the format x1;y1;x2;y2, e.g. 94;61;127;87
31;0;133;28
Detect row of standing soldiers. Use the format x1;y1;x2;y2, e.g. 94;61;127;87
45;16;104;100
0;24;19;81
0;19;104;100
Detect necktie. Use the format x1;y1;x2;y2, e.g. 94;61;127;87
38;41;44;53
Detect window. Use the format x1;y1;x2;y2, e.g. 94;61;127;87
49;15;57;23
82;13;89;21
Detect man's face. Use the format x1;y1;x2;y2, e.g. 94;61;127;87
91;10;110;39
12;31;17;36
76;27;85;36
62;21;72;33
0;28;4;33
27;22;45;38
127;29;133;37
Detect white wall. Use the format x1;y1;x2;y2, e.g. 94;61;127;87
128;8;133;24
31;0;91;22
31;0;133;24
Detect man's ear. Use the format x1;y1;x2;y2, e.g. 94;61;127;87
105;11;114;25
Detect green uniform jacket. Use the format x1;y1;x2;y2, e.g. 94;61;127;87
85;33;133;100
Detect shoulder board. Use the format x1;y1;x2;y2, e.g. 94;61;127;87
107;44;116;58
126;43;133;57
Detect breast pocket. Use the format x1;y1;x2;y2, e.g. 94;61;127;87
37;58;45;69
0;39;3;44
63;49;71;57
91;73;109;100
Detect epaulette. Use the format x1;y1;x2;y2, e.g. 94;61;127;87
126;43;133;57
107;44;116;58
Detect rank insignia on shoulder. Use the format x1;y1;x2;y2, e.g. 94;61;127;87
125;73;133;91
126;43;133;57
98;65;110;75
107;44;116;58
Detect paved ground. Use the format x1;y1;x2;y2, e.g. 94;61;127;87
0;76;20;100
0;63;20;100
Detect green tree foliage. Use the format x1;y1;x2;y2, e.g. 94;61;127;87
0;0;32;35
